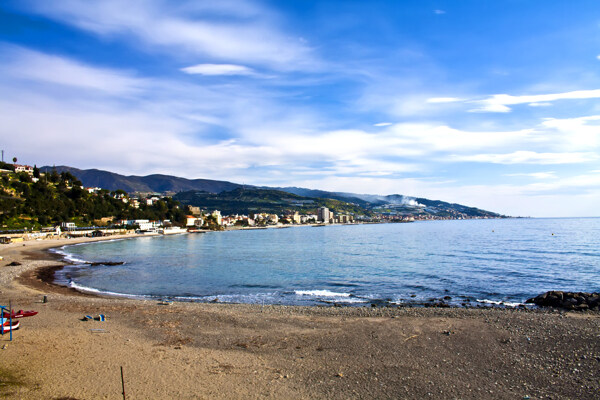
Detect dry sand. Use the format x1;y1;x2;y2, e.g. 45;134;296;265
1;235;599;399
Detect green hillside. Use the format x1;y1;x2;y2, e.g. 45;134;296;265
0;168;184;229
174;188;372;216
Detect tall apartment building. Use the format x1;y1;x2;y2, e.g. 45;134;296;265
318;207;330;223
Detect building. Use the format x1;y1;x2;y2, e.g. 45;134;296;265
211;210;222;225
318;207;330;223
14;164;34;175
187;206;202;216
338;214;354;224
185;215;198;227
291;211;301;224
60;222;76;230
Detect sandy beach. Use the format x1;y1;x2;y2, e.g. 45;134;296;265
1;235;599;399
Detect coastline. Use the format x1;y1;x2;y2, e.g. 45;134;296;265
1;235;599;399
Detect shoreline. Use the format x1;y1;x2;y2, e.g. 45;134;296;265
1;235;599;399
10;233;593;310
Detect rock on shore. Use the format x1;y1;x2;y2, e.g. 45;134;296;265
526;291;600;311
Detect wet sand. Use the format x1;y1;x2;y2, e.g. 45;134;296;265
1;236;599;399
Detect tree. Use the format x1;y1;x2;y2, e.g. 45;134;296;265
49;169;60;183
12;157;17;164
33;165;40;178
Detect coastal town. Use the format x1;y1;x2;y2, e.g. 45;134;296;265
0;161;500;242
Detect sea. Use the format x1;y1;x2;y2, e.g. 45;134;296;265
51;218;600;307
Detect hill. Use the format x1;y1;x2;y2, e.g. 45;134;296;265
0;169;184;229
41;166;505;219
41;166;241;193
173;188;371;216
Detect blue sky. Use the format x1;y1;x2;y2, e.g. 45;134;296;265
1;1;599;217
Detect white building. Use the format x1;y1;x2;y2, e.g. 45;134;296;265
211;210;222;225
318;207;330;223
14;164;34;175
60;222;76;230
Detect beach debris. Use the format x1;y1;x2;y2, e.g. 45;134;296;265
404;334;419;342
82;315;94;321
158;301;172;306
90;329;108;333
1;344;7;350
336;372;344;378
42;295;48;303
94;314;106;321
6;261;21;266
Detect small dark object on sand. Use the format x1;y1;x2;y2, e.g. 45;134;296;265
6;261;21;266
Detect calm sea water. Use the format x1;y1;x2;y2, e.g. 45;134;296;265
53;218;600;306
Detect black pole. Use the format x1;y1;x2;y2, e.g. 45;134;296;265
121;366;126;400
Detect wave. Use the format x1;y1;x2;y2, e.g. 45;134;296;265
476;299;531;307
295;289;352;297
68;281;152;300
50;247;89;264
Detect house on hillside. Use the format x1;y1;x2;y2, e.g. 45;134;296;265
14;164;34;175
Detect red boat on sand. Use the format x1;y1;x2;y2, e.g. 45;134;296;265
2;310;38;319
1;318;20;332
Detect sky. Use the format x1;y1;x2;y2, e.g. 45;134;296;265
1;0;600;217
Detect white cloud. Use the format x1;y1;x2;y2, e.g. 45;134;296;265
0;45;145;95
434;10;446;15
504;172;556;179
540;115;600;150
469;89;600;112
426;97;462;103
528;102;552;107
373;122;392;127
457;151;598;164
181;64;256;76
26;0;317;71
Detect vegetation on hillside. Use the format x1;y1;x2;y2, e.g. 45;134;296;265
174;188;373;216
42;166;505;219
0;170;185;229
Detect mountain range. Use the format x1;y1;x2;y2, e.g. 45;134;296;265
41;166;505;218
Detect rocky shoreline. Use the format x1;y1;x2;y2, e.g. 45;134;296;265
526;291;600;311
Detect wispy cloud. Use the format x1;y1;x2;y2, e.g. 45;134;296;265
434;10;446;15
0;45;145;95
504;172;556;179
26;0;318;71
426;97;463;103
468;89;600;113
457;151;598;164
373;122;393;127
181;64;256;76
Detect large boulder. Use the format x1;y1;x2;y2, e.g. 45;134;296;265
526;291;600;311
